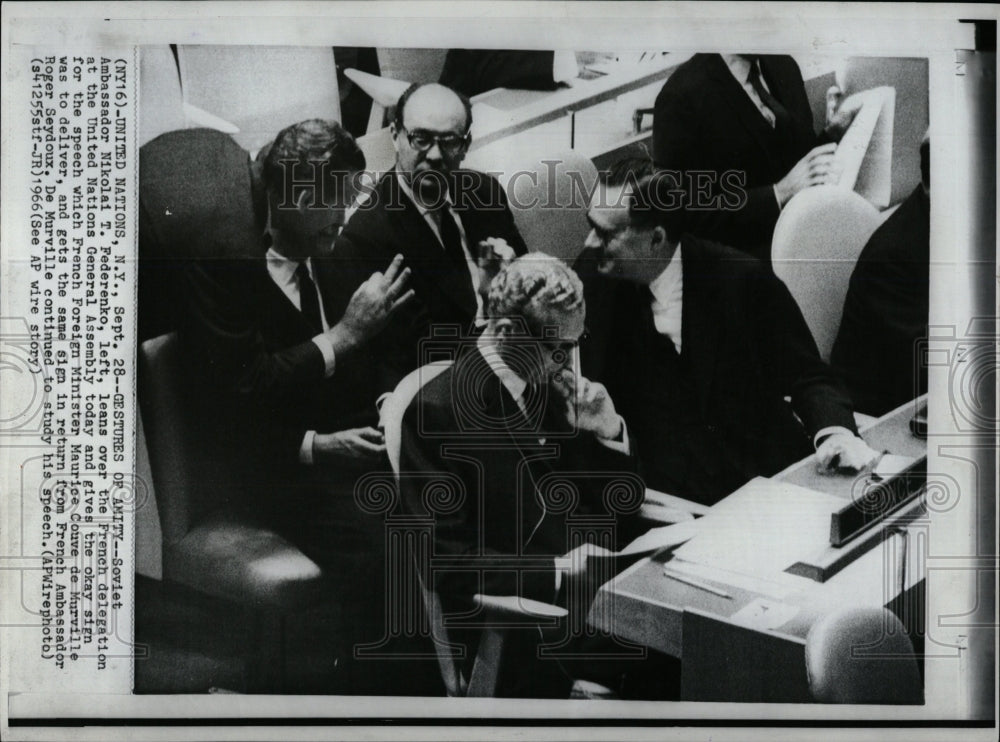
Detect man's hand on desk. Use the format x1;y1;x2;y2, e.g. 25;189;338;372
327;254;416;355
815;432;881;473
313;426;386;465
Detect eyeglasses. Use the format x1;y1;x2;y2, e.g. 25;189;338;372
542;330;591;358
402;127;471;155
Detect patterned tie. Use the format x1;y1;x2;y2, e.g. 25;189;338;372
295;262;323;333
747;60;791;131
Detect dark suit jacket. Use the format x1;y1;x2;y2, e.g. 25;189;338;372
831;186;930;416
330;169;528;410
578;236;857;504
139;128;375;481
439;50;559;97
652;54;824;260
183;254;377;477
400;347;642;608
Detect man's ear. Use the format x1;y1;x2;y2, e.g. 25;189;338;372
651;225;667;252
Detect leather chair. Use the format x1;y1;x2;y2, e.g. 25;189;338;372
805;606;923;704
382;361;569;697
138;333;328;691
771;184;883;362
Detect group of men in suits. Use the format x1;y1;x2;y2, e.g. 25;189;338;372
140;67;888;697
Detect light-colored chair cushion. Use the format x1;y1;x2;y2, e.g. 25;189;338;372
771;185;882;362
805;606;923;704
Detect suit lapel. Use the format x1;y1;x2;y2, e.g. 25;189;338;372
680;240;722;416
703;54;784;178
249;256;316;341
459;350;552;541
386;170;478;320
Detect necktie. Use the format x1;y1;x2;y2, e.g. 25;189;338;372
747;60;791;130
295;262;323;333
437;204;478;314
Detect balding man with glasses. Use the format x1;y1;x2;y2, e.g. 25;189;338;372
330;82;528;416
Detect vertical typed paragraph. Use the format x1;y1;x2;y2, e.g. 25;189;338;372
26;55;134;672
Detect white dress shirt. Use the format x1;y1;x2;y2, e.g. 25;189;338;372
722;54;777;128
265;247;338;464
645;245;851;448
648;246;684;354
396;172;485;320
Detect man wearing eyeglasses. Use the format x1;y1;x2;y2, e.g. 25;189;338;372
331;82;528;416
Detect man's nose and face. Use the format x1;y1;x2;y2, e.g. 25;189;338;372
524;301;586;386
282;176;359;260
391;84;471;203
585;184;649;283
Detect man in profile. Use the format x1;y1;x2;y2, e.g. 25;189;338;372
139;120;416;692
400;254;647;697
578;160;879;505
331;82;528;415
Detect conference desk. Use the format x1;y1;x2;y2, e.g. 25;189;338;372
588;395;928;702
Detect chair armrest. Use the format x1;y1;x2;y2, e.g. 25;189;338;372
473;594;568;620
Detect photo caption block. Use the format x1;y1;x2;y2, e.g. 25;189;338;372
2;47;137;696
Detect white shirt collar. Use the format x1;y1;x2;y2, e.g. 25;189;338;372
396;170;454;217
722;54;753;85
266;247;310;288
476;332;528;404
648;243;683;302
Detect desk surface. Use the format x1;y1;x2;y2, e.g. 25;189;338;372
589;396;928;660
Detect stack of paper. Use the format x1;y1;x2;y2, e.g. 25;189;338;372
671;477;845;579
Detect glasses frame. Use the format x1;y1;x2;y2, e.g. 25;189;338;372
401;126;471;155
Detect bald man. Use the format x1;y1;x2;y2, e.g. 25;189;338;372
329;82;527;414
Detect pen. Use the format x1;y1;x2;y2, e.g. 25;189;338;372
663;566;733;599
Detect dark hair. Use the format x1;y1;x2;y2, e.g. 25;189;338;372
262;119;365;201
392;82;473;133
602;156;684;242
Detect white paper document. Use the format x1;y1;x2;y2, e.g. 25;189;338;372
671;477;845;578
619;519;700;556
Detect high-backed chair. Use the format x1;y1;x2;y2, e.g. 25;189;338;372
805;606;923;704
382;362;569;697
771;184;883;362
137;333;328;691
175;45;341;152
139;46;187;146
502;151;600;262
839;57;929;206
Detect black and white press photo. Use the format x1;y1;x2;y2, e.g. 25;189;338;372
0;3;995;741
